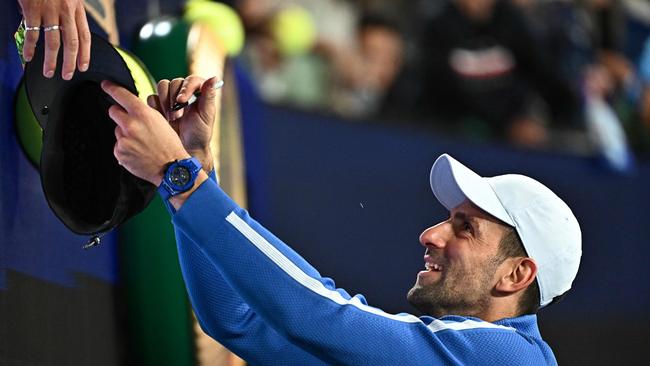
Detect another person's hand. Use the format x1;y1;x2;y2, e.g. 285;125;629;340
147;75;222;172
18;0;91;80
101;80;190;186
584;64;615;98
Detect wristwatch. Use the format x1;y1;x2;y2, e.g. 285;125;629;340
158;157;203;201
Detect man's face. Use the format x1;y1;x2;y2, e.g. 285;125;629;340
407;200;508;318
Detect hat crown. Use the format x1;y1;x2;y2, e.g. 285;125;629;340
487;174;582;306
487;174;558;215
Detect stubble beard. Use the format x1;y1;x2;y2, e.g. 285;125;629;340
406;257;500;319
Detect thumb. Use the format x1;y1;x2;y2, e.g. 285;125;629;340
197;76;222;124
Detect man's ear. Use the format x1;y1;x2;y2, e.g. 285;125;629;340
495;257;537;294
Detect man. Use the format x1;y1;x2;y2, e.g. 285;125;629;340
102;75;581;365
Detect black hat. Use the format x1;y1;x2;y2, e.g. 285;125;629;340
22;32;157;236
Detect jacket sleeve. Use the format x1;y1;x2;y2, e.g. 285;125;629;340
171;179;530;365
165;172;328;365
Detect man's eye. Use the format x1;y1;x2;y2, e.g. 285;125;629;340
463;222;473;233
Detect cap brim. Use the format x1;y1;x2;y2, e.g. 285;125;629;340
430;154;514;226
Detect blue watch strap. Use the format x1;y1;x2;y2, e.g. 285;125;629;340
158;157;202;201
158;179;174;201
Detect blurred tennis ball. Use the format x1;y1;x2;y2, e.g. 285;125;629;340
269;6;317;57
184;0;245;56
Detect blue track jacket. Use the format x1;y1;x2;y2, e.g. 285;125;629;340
165;173;558;365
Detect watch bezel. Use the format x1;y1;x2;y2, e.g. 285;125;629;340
159;157;203;200
169;165;193;191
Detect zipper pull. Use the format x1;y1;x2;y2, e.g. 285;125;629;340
82;229;112;250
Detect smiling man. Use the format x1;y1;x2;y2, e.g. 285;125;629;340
408;198;545;322
102;76;582;365
408;201;526;321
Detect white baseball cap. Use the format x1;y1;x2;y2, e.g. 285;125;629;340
429;154;582;307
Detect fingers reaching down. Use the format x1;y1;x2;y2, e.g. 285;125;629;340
75;1;90;72
41;3;61;78
21;8;42;63
18;0;91;77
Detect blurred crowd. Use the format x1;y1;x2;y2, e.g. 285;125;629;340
227;0;650;157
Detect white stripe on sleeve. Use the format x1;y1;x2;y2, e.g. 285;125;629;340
225;211;515;333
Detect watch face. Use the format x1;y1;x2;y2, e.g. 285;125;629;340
170;166;191;186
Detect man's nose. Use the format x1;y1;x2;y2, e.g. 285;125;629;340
419;222;450;249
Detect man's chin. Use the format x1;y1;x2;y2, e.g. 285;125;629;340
409;279;443;297
407;287;441;316
407;283;467;318
407;287;490;319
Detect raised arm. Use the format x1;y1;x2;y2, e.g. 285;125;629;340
165;171;328;365
147;75;328;364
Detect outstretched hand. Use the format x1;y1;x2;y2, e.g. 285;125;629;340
101;80;190;186
18;0;91;80
147;75;222;173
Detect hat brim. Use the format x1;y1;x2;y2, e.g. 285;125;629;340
430;154;514;226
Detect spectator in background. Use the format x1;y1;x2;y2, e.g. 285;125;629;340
588;0;650;156
585;0;637;94
238;1;330;108
326;14;406;118
415;0;579;147
239;1;406;120
520;0;646;160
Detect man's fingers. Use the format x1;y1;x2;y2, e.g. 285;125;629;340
115;125;125;140
175;75;205;103
200;76;222;101
60;9;79;80
113;141;125;166
101;80;142;114
146;94;157;109
197;76;221;124
147;94;164;115
75;1;90;72
107;104;131;128
156;79;171;116
42;7;61;79
169;78;184;105
168;78;185;120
